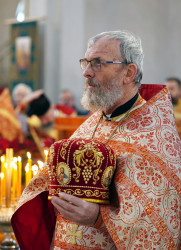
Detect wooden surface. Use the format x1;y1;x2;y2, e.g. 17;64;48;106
54;116;88;140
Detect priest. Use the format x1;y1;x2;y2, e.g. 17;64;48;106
11;30;181;249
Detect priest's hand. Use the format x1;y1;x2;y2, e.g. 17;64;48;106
51;192;100;226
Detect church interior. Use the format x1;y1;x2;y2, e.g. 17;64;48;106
0;0;180;248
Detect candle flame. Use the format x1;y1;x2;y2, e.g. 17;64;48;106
5;163;8;168
33;171;38;176
44;150;48;156
27;152;31;159
37;161;44;169
0;172;4;179
13;157;18;162
1;156;5;162
32;164;38;172
12;162;17;170
25;163;29;172
18;156;21;162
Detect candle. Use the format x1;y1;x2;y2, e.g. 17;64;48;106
5;148;13;207
17;156;22;198
25;163;30;186
32;164;38;176
0;172;4;205
0;156;5;205
12;159;17;204
37;160;44;170
44;150;48;162
27;152;32;182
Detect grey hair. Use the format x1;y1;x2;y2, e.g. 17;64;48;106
12;83;32;99
87;30;144;85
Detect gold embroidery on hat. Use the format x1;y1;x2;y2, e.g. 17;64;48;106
49;144;55;164
60;140;70;160
49;186;110;203
72;141;104;184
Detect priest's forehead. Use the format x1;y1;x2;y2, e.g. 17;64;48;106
85;36;122;60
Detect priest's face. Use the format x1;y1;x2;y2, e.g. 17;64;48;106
81;36;127;113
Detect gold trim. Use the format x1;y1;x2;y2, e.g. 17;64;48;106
49;187;109;197
48;195;110;204
82;198;110;204
50;184;107;190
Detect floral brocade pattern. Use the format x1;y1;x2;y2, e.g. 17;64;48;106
15;87;181;249
53;215;116;249
71;87;181;249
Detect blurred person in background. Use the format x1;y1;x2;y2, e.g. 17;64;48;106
16;90;56;152
12;83;32;133
12;83;32;108
165;77;181;138
58;89;90;116
55;89;77;117
165;77;181;107
26;91;56;139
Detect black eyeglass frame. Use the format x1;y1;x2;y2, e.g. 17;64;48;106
79;58;131;72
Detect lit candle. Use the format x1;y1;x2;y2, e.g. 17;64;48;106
0;156;5;205
44;150;48;162
27;152;32;181
5;148;13;207
0;172;4;205
37;160;44;170
25;163;30;186
32;164;38;176
17;156;22;198
12;159;17;204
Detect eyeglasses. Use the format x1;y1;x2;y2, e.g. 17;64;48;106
79;58;130;72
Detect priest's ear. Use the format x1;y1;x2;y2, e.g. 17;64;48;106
123;63;137;85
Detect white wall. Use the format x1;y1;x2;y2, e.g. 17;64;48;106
41;0;181;106
1;0;181;108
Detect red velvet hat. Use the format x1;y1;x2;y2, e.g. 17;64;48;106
47;138;116;204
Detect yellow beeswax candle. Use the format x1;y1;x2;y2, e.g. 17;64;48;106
17;156;22;198
44;150;48;162
12;159;17;204
27;152;32;181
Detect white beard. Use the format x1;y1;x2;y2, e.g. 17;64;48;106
81;77;124;113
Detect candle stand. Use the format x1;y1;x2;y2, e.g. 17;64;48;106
0;149;20;249
0;208;19;249
0;148;45;249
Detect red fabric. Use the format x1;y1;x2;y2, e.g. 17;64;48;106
48;138;116;204
54;104;76;115
11;191;56;250
0;88;5;95
139;84;166;101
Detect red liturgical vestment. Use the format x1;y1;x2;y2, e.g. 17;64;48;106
11;85;181;249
